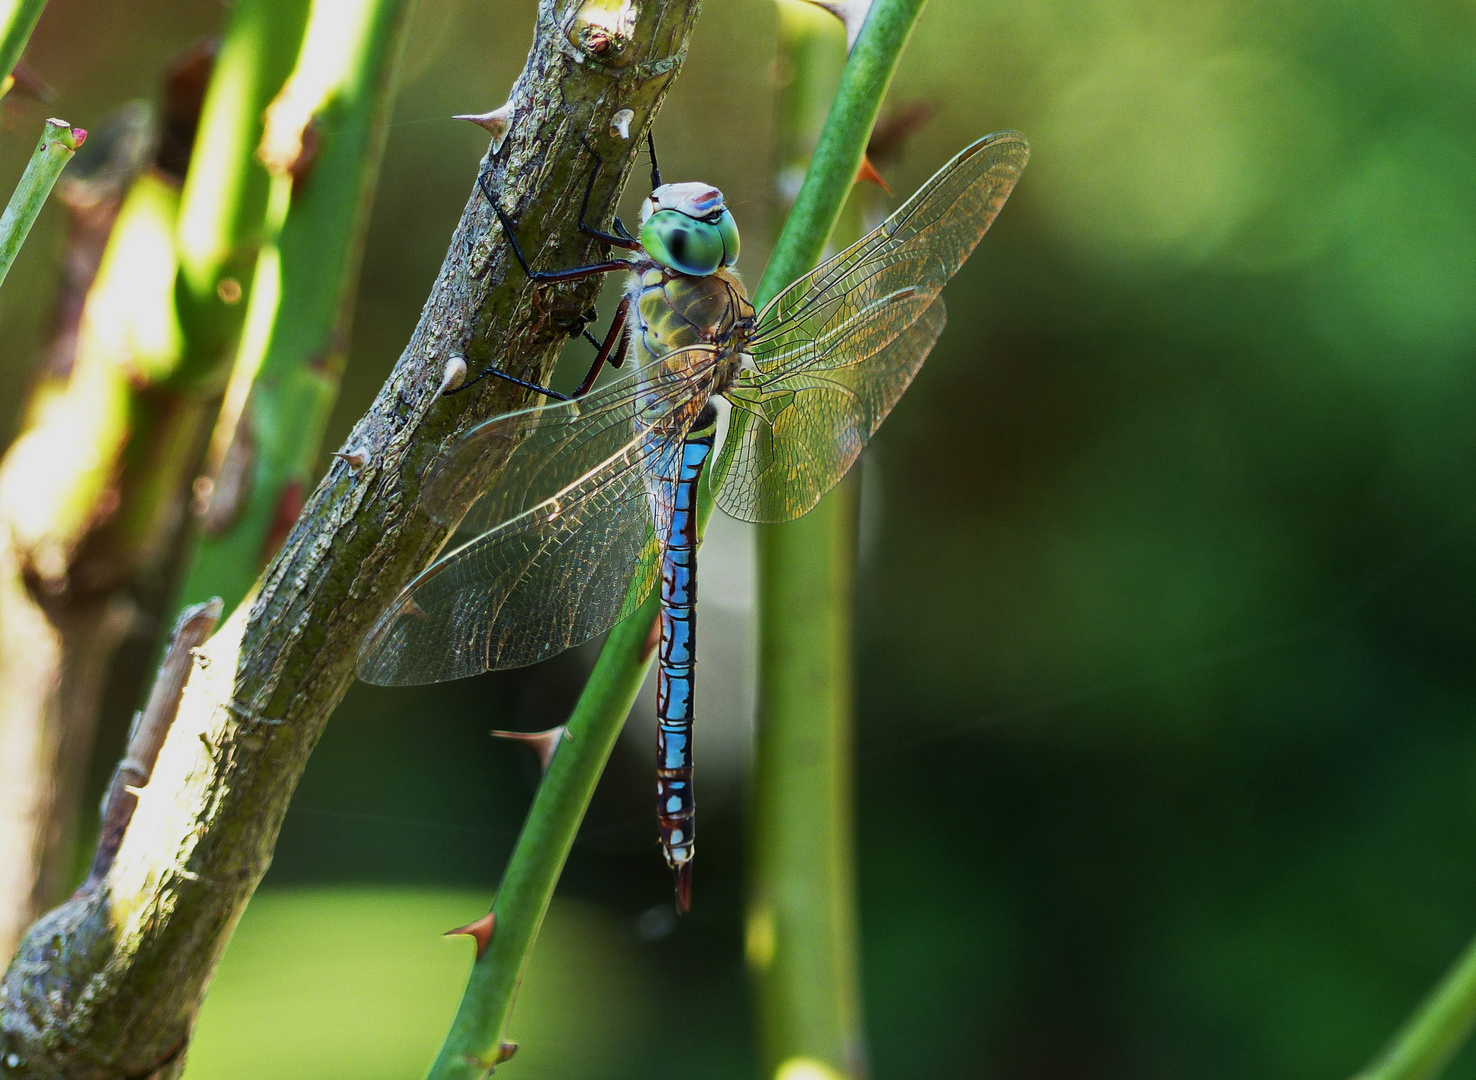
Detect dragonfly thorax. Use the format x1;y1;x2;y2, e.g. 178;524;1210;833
631;264;755;386
639;182;740;277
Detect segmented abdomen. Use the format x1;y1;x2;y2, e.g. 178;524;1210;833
655;406;717;912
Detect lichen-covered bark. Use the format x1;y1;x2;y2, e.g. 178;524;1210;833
0;1;699;1076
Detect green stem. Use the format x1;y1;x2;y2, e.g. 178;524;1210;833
751;0;924;305
0;0;47;93
424;578;668;1080
1353;932;1476;1080
0;0;307;969
176;0;418;617
746;1;924;1076
0;118;83;289
105;0;313;568
751;470;863;1080
173;0;312;383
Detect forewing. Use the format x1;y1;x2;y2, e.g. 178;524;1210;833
712;297;945;522
748;131;1026;380
421;355;711;537
358;352;716;685
712;133;1025;523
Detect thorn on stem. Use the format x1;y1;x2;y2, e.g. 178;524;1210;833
855;153;891;195
331;446;370;471
455;102;514;153
438;355;468;396
610;109;634;140
803;0;871;49
641;612;661;661
9;61;55;104
496;1042;519;1065
444;911;496;959
491;725;568;773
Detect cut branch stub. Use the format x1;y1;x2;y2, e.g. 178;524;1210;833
86;598;223;890
0;0;702;1075
567;0;640;64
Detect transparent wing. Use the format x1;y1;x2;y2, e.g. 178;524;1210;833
711;131;1027;523
713;297;945;522
421;353;712;537
358;350;718;685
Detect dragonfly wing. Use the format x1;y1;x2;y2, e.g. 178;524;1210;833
712;132;1026;523
358;351;717;685
713;297;945;522
421;357;708;537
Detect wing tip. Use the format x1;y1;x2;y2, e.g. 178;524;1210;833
961;130;1031;170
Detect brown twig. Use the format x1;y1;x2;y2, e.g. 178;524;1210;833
0;1;700;1076
84;599;222;891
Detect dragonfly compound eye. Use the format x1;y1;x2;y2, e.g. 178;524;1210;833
642;209;725;276
714;209;739;267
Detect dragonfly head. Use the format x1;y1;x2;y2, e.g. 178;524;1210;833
640;182;740;277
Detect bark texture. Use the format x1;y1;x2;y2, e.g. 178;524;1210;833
0;0;698;1076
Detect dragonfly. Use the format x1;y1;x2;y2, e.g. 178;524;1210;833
358;130;1029;910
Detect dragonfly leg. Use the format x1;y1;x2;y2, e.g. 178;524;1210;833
575;142;643;251
646;129;662;190
572;296;629;397
464;142;647;398
607;321;630;368
442;362;570;402
475;171;630;284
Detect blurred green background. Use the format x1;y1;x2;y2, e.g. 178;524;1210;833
5;0;1476;1076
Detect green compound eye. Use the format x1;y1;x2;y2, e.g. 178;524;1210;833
642;209;725;276
714;209;739;266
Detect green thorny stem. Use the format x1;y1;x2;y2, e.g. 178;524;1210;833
748;0;920;1074
0;119;83;290
0;0;46;96
175;0;419;617
427;0;925;1076
174;0;313;382
1353;931;1476;1080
